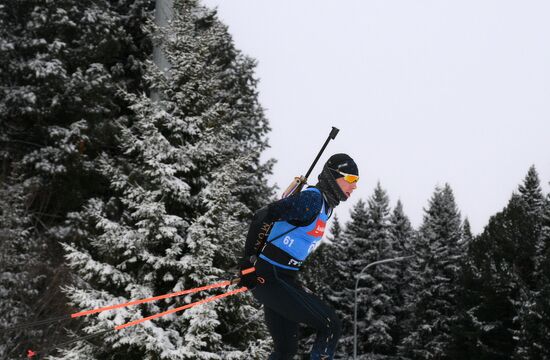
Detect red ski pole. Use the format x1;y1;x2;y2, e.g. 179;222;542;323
71;280;233;318
115;286;248;330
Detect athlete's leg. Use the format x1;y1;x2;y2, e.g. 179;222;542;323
252;266;341;359
264;306;299;360
281;285;341;360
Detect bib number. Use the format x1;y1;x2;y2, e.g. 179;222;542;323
283;236;294;247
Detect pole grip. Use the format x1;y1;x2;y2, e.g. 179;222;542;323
329;126;339;139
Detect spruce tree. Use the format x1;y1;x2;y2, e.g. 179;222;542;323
330;212;343;240
55;1;273;358
514;165;544;286
461;218;473;245
0;0;152;355
323;213;350;309
448;218;477;360
512;167;547;359
389;200;415;353
323;212;367;359
526;189;550;359
517;165;545;217
452;168;545;359
333;199;369;356
0;180;43;358
454;195;525;359
359;183;398;357
400;184;462;359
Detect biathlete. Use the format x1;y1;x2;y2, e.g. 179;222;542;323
239;153;359;360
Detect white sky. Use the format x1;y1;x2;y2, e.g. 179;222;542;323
201;0;550;234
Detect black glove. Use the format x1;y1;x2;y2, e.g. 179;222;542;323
239;257;258;290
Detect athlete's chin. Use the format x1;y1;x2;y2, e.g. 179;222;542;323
345;192;351;198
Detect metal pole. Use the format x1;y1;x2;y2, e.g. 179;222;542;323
353;255;413;360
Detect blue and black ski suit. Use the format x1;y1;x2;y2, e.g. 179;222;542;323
244;187;341;360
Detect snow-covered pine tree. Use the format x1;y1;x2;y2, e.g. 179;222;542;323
390;201;414;258
400;184;462;360
55;1;273;358
511;166;547;359
0;180;45;358
525;187;550;359
331;213;343;239
535;181;550;284
357;182;398;357
449;168;545;360
518;166;545;217
454;193;531;359
333;199;369;357
0;0;152;355
389;199;415;354
446;217;476;359
0;6;45;347
447;234;481;359
322;213;350;309
514;166;545;285
460;218;473;246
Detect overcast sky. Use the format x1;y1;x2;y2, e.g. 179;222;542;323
201;0;550;234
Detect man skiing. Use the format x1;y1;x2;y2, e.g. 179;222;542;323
239;153;359;360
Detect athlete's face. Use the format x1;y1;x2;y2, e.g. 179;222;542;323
336;177;357;199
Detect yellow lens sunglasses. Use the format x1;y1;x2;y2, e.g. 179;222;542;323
330;168;359;183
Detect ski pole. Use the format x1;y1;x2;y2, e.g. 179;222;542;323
115;286;248;330
72;280;233;318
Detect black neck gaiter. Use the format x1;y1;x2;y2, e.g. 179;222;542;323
315;166;348;209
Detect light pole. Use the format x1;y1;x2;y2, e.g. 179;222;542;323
353;255;413;360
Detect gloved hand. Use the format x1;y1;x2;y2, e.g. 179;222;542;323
239;257;258;289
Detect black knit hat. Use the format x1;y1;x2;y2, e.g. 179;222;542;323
325;153;358;179
315;153;358;208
